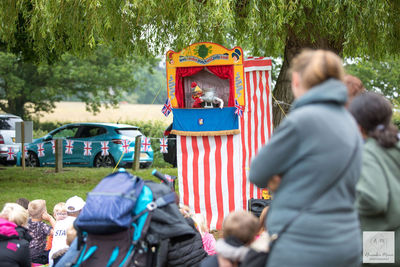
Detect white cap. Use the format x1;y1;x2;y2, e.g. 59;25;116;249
65;196;85;213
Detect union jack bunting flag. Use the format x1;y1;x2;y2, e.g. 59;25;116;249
160;138;168;153
161;98;172;117
37;143;45;157
7;148;14;161
234;99;244;117
83;141;92;156
141;137;151;152
51;140;56;154
101;141;110;156
122;139;131;154
65;140;74;154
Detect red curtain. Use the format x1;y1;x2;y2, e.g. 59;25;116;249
175;65;235;107
175;67;204;107
207;65;235;107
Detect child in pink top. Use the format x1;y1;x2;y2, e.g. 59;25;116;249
192;213;216;255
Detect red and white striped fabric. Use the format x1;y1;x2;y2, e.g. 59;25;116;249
177;58;272;230
241;57;273;208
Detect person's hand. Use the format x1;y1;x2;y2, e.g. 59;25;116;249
42;211;51;221
268;175;282;192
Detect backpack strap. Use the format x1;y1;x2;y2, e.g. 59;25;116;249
106;246;119;267
120;192;176;267
131;192;176;222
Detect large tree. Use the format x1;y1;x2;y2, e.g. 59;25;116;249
1;1;399;125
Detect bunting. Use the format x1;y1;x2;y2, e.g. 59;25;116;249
83;141;92;156
65;140;74;154
51;140;56;154
141;138;151;152
160;138;168;153
101;141;110;156
37;143;45;157
122;139;131;154
7;148;14;161
161;98;172;117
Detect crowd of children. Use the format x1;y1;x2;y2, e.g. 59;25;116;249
0;194;271;267
0;196;85;266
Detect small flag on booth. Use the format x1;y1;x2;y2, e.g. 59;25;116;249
65;140;74;154
234;99;244;117
7;147;14;161
141;137;151;152
160;138;168;153
83;141;92;156
51;140;56;154
161;98;172;117
101;141;109;156
122;139;131;154
37;143;45;157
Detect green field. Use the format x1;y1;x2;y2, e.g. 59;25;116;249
0;166;177;214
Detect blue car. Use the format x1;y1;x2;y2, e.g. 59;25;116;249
21;123;153;168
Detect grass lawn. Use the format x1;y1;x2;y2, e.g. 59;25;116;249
0;166;178;214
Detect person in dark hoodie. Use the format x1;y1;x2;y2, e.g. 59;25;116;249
0;203;31;267
156;195;207;267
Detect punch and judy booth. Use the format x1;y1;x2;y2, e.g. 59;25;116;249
165;43;272;229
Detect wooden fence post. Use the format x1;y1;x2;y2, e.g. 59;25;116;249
21;122;25;170
132;135;141;171
55;139;63;172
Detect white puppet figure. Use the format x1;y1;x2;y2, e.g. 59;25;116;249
200;87;224;109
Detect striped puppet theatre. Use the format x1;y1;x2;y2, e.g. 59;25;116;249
166;43;272;230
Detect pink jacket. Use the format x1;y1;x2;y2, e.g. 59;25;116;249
202;232;216;255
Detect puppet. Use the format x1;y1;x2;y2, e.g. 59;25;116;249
191;82;204;108
191;82;224;109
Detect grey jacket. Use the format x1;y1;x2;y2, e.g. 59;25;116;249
250;79;363;267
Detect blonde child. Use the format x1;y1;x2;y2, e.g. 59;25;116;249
27;199;55;264
192;213;216;255
47;202;67;264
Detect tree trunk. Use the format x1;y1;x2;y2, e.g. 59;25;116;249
272;36;303;128
4;97;27;119
272;32;344;128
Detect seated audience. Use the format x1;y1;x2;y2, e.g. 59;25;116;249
0;203;31;267
16;198;30;210
28;199;55;264
48;202;68;265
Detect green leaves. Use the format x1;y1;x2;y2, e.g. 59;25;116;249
0;46;156;119
346;56;400;102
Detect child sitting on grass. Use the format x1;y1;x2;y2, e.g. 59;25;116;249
48;202;68;265
28;199;56;265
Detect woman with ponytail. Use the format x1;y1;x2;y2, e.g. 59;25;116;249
349;92;400;266
250;50;363;267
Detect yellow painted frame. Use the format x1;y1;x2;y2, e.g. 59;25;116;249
166;42;245;108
